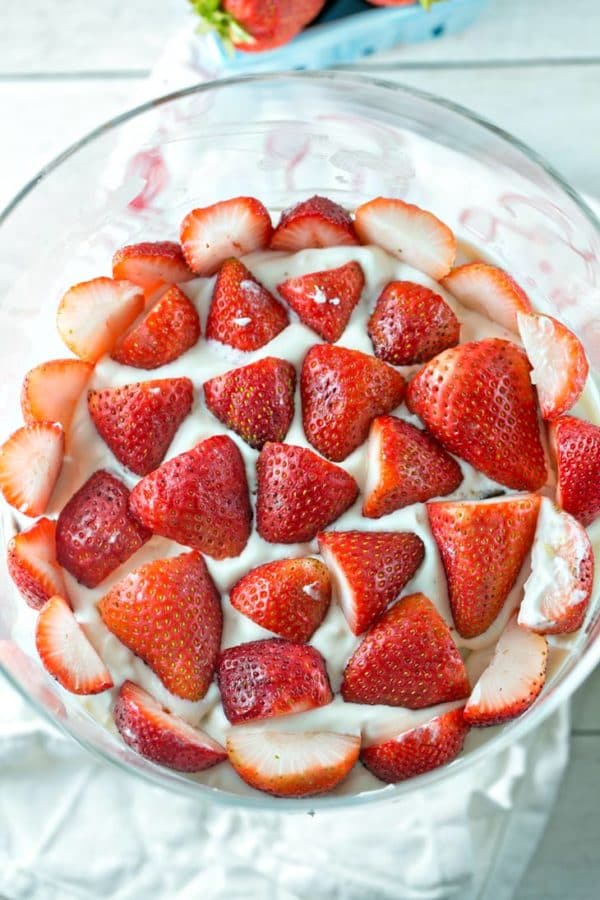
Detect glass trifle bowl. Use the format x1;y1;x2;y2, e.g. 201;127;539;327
0;71;599;812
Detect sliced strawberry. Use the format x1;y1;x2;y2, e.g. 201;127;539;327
7;518;68;610
180;197;273;276
428;495;540;639
317;530;424;635
441;263;531;333
517;312;589;419
276;261;364;342
203;357;295;450
111;286;200;369
270;196;358;252
363;416;463;518
114;681;226;772
406;338;547;491
354;197;456;280
464;614;547;726
99;551;222;701
0;423;64;517
206;258;288;351
229;557;331;642
56;470;151;588
550;415;600;527
301;344;405;462
57;277;144;363
112;241;194;294
88;377;194;476
217;638;332;724
256;442;358;544
129;435;251;559
21;359;93;429
361;706;468;783
341;593;470;709
36;595;113;695
518;497;593;634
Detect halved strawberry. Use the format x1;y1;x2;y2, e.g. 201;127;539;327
56;470;151;588
114;681;227;772
341;593;470;708
301;344;405;462
229;557;331;642
217;638;332;724
276;261;364;342
21;359;93;429
517;312;589;419
99;551;222;701
354;197;456;280
112;241;194;294
0;423;64;517
317;530;424;635
206;258;288;351
111;286;201;369
441;263;531;333
7;518;67;611
428;495;540;639
406;338;547;491
270;196;358;252
550;415;600;526
180;197;273;276
57;277;144;363
363;416;463;518
129;435;251;559
203;357;295;450
256;442;359;544
518;497;593;634
36;595;113;695
464;614;547;726
361;706;468;783
88;377;194;476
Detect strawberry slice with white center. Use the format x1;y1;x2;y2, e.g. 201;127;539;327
441;263;532;333
550;415;600;527
112;241;194;294
0;423;64;517
518;497;594;634
21;359;93;430
114;681;226;773
180;196;273;276
517;312;589;419
226;730;360;798
36;595;113;695
276;260;365;342
270;195;358;252
7;517;68;610
464;614;548;726
354;197;456;280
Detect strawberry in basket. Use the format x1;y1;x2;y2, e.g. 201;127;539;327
191;1;327;52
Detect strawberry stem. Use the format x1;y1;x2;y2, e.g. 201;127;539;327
188;0;255;51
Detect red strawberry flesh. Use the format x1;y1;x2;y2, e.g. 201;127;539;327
111;286;200;369
277;261;364;342
7;517;68;611
550;415;600;527
271;195;358;252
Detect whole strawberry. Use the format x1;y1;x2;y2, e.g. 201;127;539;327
191;2;326;53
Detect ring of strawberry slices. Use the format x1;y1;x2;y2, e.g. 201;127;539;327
1;193;599;800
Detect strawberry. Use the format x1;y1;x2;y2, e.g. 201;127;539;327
363;416;463;518
206;258;288;351
354;197;456;280
21;359;93;430
129;435;251;559
180;197;272;276
428;495;540;639
317;530;424;635
441;263;532;333
227;730;360;798
256;442;358;543
217;637;332;724
518;498;593;635
99;551;222;701
406;338;547;491
368;280;460;365
87;377;194;476
192;1;326;53
271;195;358;253
229;557;331;641
7;518;68;611
112;241;194;294
360;706;468;783
550;415;600;526
56;470;151;588
111;286;201;369
36;595;113;695
203;356;295;449
341;593;470;709
277;261;364;342
301;344;405;462
464;614;547;726
57;277;145;363
517;312;589;419
0;422;64;517
114;681;227;772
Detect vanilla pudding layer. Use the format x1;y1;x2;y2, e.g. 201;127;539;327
8;244;600;798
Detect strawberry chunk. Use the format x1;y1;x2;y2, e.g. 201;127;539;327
550;415;600;526
276;261;364;342
111;286;200;369
0;422;64;517
7;517;68;610
180;196;273;276
21;359;93;430
441;263;532;333
112;241;194;294
270;196;358;252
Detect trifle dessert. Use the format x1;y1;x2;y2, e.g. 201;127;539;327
1;193;599;799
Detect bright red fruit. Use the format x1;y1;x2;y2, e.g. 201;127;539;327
0;423;64;517
550;415;600;526
180;197;273;276
277;261;364;342
112;241;194;294
441;262;531;333
111;286;200;369
196;1;326;53
7;518;68;610
271;196;358;252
